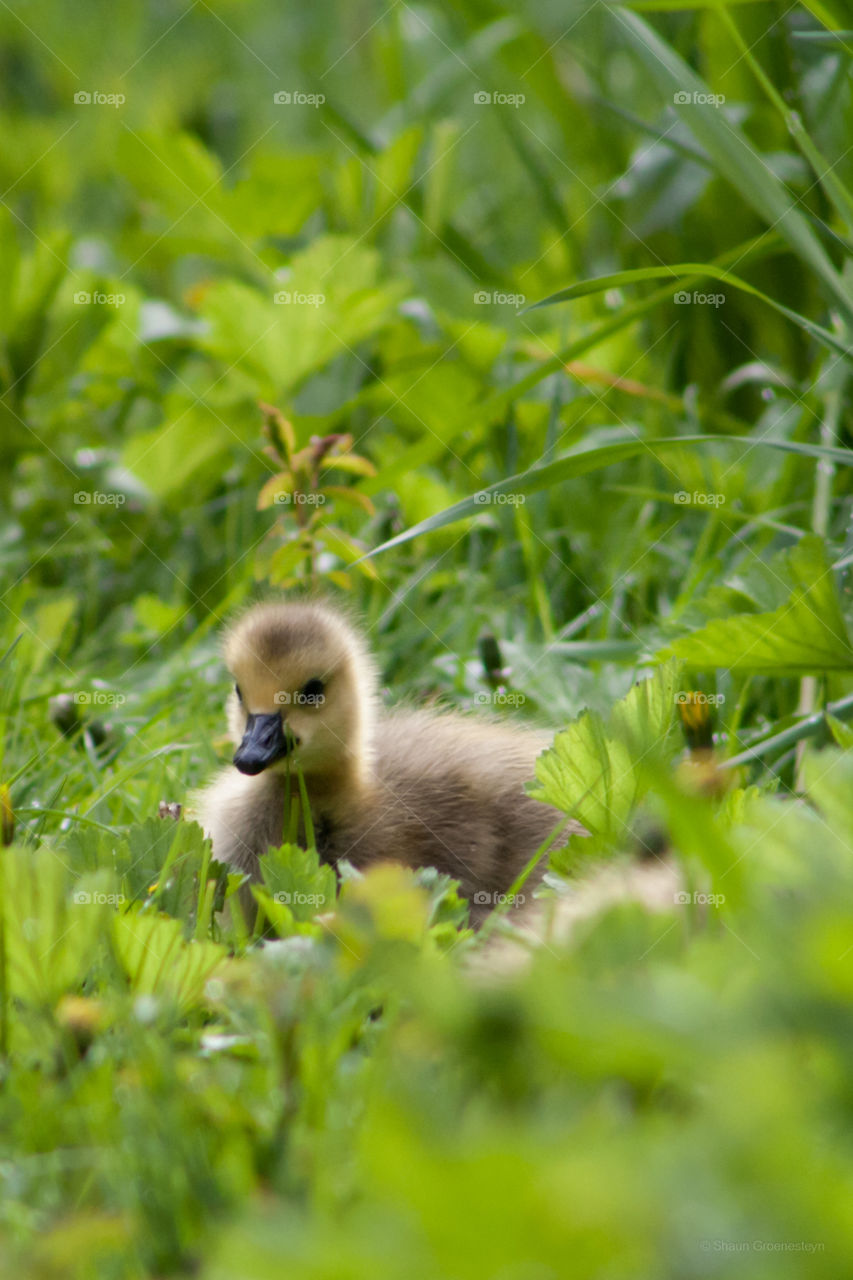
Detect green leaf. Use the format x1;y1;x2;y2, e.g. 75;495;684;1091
64;817;217;925
659;536;853;674
322;485;376;515
322;526;379;578
0;848;112;1005
122;407;232;501
319;453;377;478
265;540;310;586
258;843;337;924
198;236;407;394
827;715;853;750
112;910;227;1013
257;470;294;510
528;663;683;863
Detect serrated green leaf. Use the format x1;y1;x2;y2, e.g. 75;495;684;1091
659;537;853;674
528;663;683;863
63;817;217;927
198;236;407;394
113;910;227;1012
1;848;111;1005
258;843;337;923
122;409;231;501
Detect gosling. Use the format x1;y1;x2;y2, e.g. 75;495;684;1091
197;601;586;918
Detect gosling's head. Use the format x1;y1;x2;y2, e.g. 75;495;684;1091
222;601;377;783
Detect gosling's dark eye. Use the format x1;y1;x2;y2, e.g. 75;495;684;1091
300;677;325;706
234;684;243;703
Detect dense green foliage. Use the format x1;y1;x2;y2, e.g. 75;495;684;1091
2;1;853;1275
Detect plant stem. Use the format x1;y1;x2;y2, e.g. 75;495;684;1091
795;378;842;785
722;689;853;772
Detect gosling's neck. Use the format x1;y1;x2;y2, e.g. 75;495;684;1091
295;697;377;823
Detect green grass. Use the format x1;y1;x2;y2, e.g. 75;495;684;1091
2;1;853;1275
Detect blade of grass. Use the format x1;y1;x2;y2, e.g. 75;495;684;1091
365;434;853;558
614;8;853;323
715;4;853;232
477;232;783;423
525;264;853;361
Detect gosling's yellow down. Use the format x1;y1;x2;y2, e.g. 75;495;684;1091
197;601;585;915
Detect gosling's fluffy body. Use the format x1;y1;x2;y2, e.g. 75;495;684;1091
198;601;581;907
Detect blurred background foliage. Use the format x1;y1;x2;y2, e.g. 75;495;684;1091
3;0;853;1275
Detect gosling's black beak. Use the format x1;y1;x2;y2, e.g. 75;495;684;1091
233;713;293;776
